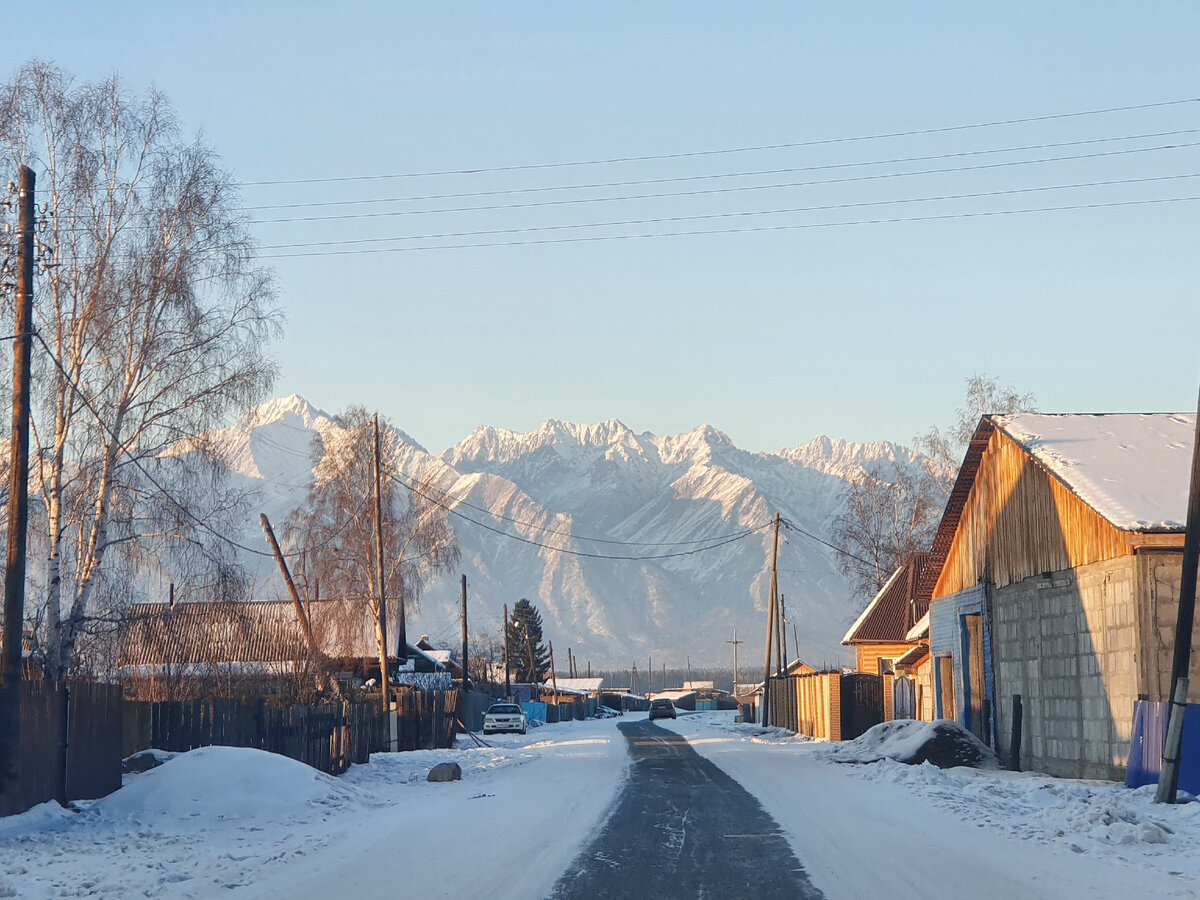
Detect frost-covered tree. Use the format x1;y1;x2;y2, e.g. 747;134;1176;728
0;62;281;677
285;407;459;687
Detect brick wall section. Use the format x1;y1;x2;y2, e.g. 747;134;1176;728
992;557;1139;780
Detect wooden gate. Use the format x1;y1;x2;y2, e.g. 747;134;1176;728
840;673;883;740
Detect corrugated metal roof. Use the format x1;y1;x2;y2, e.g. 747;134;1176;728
843;553;930;645
118;599;438;668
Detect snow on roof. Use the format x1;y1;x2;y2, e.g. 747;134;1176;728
552;677;604;692
993;413;1195;532
905;611;930;643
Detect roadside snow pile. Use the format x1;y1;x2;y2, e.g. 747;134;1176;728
825;719;996;768
100;745;362;827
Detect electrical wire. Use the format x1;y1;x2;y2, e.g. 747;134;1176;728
388;469;774;561
254;172;1200;251
257;194;1200;258
27;329;365;562
235;128;1200;213
245;137;1200;224
235;97;1200;186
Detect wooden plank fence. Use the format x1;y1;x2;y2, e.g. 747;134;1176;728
125;698;383;775
3;681;124;818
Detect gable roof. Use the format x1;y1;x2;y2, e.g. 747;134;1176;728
118;599;442;669
992;413;1194;532
842;553;930;645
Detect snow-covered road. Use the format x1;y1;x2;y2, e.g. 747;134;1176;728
4;712;1200;898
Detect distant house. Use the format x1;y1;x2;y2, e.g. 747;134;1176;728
842;553;930;720
118;599;449;698
925;413;1200;780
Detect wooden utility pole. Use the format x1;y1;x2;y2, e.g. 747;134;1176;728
503;603;511;699
371;414;392;713
1158;390;1200;803
727;630;742;695
523;623;538;699
548;641;559;707
260;514;337;696
460;575;469;688
762;512;781;725
780;593;790;673
1;167;35;813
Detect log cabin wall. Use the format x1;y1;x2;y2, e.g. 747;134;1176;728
855;642;918;675
933;428;1132;600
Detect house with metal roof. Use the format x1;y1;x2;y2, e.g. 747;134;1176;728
842;552;930;720
925;412;1200;781
118;599;448;698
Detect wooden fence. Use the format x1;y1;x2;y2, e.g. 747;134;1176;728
389;689;459;750
766;671;885;741
3;681;124;817
126;689;461;771
124;697;383;775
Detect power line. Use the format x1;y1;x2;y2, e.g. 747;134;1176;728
27;329;364;563
254;172;1200;251
243;133;1200;222
257;194;1200;259
236;97;1200;186
391;467;774;547
388;469;773;561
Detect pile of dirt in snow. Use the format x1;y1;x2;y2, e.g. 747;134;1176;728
828;720;996;769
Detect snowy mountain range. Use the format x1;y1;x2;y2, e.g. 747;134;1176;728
202;395;928;669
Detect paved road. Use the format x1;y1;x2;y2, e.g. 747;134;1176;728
549;718;825;899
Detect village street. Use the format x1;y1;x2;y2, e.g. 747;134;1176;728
550;719;823;898
5;712;1200;899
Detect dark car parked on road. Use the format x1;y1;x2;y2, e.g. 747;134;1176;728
648;698;677;720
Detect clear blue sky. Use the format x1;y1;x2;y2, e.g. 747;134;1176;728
11;3;1200;454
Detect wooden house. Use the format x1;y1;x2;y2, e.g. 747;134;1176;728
925;412;1200;780
842;553;930;720
118;599;447;699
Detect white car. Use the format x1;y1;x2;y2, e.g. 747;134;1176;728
483;703;527;735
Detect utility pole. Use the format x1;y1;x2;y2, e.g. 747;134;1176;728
1158;389;1200;803
371;414;392;716
1;166;35;813
503;603;511;699
523;624;536;697
260;514;336;696
548;641;559;707
631;663;638;696
780;593;790;674
460;575;469;689
648;656;652;694
727;630;743;695
762;512;781;725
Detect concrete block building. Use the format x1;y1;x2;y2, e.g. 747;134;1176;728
925;413;1198;780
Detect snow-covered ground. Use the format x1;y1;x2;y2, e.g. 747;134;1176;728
660;714;1200;899
0;718;627;900
5;712;1200;898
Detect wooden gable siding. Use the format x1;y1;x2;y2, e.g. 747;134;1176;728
855;642;916;675
934;428;1131;598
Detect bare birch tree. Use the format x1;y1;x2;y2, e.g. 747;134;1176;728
1;62;281;677
832;466;942;599
285;407;459;684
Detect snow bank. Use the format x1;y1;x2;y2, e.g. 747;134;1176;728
824;718;997;768
663;712;1200;899
0;717;627;900
99;745;360;827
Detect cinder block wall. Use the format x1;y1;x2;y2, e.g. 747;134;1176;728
991;557;1138;781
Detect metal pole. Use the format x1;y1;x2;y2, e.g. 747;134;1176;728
1;166;35;813
1157;388;1200;803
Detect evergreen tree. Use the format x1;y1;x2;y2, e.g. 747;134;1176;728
507;599;550;683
